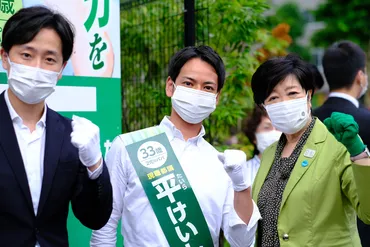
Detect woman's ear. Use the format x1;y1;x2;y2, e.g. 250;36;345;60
307;89;313;110
307;89;313;101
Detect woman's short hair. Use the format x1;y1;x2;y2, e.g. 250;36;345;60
251;54;315;105
243;106;268;155
308;63;324;90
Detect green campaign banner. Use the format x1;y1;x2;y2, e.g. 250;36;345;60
121;126;214;246
0;0;122;246
0;0;23;47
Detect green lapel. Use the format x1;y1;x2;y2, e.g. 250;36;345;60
252;119;328;208
280;119;327;210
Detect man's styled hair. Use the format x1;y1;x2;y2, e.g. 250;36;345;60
168;45;225;92
323;41;366;91
2;6;75;62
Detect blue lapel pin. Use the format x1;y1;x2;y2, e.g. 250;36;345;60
301;160;309;167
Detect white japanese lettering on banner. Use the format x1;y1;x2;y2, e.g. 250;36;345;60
151;171;200;246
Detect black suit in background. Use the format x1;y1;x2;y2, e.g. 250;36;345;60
314;96;370;247
0;92;113;247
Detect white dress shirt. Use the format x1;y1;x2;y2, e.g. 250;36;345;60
91;116;260;247
5;90;47;216
328;92;359;108
4;90;102;247
245;155;261;187
245;155;261;247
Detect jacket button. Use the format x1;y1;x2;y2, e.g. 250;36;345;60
282;233;289;241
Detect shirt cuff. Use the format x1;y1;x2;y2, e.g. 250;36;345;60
87;160;103;180
229;200;261;231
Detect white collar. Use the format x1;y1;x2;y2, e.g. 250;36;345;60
253;155;261;163
4;89;47;127
328;92;359;108
159;116;205;146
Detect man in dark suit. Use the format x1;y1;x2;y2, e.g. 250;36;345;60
0;6;112;246
313;40;370;246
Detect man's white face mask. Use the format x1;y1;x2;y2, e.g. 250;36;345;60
171;83;217;124
6;57;61;104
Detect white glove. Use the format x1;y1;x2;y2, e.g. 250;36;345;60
218;149;250;191
70;115;102;167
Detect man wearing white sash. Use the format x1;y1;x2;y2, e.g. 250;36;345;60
91;46;260;247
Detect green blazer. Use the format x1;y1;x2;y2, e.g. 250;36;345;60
252;119;370;246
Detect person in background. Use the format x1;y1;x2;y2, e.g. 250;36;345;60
313;41;370;246
243;106;281;184
314;41;370;143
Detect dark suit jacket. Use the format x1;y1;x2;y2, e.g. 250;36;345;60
313;96;370;246
314;96;370;148
0;92;113;247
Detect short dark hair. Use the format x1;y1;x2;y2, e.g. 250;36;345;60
322;41;366;90
243;106;268;155
168;45;225;92
308;63;324;90
251;54;315;105
2;6;75;62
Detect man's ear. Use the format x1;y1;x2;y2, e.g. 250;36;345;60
216;90;221;105
354;70;365;86
1;48;10;71
166;76;175;97
57;62;67;80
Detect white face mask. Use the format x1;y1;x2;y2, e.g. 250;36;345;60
359;74;368;98
7;57;61;104
171;83;217;124
255;130;282;153
265;95;310;134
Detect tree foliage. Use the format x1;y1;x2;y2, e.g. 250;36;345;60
201;0;268;145
266;2;311;61
269;3;305;39
120;0;184;132
311;0;370;51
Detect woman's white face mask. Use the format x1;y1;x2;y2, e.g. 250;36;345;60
255;130;282;153
264;94;311;134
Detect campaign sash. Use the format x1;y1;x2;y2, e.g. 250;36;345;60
120;126;214;247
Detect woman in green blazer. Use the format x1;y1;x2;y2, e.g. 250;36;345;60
250;55;370;246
